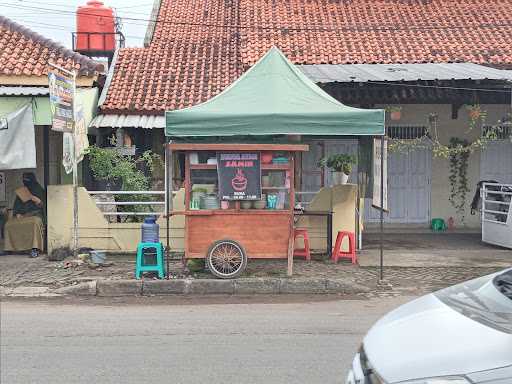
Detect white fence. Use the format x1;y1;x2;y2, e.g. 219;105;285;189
88;190;166;218
481;183;512;249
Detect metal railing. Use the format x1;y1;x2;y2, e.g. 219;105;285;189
295;191;320;208
481;183;512;225
72;31;125;53
88;190;166;218
481;125;512;140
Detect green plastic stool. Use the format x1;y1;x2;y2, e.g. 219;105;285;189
431;218;447;232
136;242;165;279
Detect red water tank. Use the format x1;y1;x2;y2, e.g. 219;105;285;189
76;0;115;52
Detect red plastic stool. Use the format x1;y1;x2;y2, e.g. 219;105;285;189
332;231;356;264
293;228;311;261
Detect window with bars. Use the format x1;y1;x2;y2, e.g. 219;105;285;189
387;125;429;140
482;125;512;140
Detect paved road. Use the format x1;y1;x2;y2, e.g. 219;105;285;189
1;295;414;384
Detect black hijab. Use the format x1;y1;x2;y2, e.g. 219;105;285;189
13;172;45;218
22;173;43;195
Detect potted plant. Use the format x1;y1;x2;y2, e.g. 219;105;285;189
386;106;402;121
318;154;357;185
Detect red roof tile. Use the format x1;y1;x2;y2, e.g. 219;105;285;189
101;0;512;114
0;16;103;78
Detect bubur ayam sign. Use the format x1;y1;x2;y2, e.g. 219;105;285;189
217;153;261;200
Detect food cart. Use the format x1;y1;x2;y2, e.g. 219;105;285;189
164;47;385;278
167;143;308;278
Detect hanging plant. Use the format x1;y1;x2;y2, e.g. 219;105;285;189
466;104;487;132
388;108;500;158
448;138;470;224
385;105;402;121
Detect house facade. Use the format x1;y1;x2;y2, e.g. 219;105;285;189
0;16;102;245
92;0;512;229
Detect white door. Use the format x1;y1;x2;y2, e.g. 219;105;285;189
365;145;432;223
481;140;512;184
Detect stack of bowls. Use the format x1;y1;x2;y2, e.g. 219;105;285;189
240;201;252;209
253;194;266;209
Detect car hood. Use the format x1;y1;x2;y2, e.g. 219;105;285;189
363;293;512;383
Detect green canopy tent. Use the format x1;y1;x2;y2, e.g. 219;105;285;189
165;47;384;137
163;47;387;280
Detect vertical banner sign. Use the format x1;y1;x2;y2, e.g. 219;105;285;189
74;104;89;164
217;153;261;200
48;65;74;133
48;63;79;257
0;172;5;202
62;133;75;174
372;138;388;211
63;104;89;174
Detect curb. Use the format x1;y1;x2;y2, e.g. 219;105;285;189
59;277;371;297
2;278;372;298
0;286;61;297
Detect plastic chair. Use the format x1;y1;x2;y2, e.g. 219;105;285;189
332;231;356;264
135;242;165;279
293;228;311;261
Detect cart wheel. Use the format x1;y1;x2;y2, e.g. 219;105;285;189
206;239;247;279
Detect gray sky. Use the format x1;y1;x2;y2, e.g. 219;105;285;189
0;0;154;48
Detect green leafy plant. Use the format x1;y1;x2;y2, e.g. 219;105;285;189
448;137;470;224
389;107;503;157
86;146;164;221
318;154;357;174
466;104;487;132
385;106;402;113
139;150;165;181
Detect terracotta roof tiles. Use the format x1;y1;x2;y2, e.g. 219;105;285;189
0;16;103;78
101;0;512;114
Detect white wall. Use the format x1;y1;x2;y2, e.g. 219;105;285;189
379;103;510;228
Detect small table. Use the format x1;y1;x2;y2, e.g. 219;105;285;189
294;210;333;258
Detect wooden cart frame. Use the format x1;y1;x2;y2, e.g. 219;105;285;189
166;143;308;278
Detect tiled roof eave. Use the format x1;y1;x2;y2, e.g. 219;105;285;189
101;0;512;113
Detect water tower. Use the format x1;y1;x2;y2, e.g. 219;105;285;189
73;0;124;66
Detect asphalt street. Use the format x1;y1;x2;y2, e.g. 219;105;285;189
1;295;414;384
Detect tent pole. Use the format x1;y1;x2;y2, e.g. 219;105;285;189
71;70;79;258
379;135;384;281
165;143;172;279
43;125;49;253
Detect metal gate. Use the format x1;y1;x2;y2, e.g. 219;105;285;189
365;145;432;223
480;140;512;184
481;182;512;249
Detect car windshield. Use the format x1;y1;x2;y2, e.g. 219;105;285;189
435;269;512;334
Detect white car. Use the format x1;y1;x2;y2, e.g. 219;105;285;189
346;269;512;384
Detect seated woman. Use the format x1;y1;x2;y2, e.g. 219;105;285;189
4;173;45;258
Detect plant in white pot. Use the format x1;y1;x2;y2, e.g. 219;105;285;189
318;154;357;185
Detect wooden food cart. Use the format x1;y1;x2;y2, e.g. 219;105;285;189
168;143;308;278
164;48;385;279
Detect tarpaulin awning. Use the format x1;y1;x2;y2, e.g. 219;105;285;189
0;103;36;170
0;87;99;126
165;47;384;137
